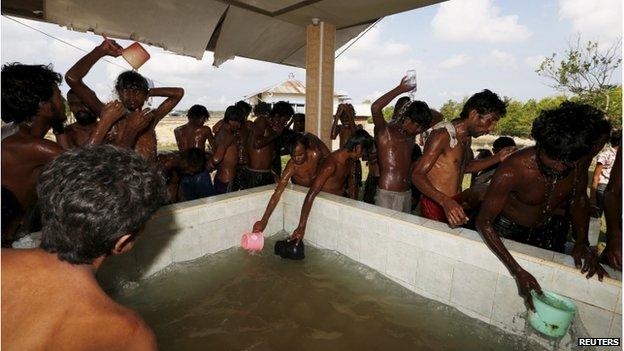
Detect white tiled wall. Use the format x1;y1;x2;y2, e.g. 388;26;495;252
98;184;622;350
280;185;623;349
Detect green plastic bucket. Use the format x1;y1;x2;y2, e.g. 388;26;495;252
528;290;577;338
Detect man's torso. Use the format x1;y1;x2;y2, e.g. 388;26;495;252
376;123;415;192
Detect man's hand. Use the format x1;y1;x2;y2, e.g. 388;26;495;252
49;118;66;135
602;244;622;271
96;39;123;57
398;76;416;92
291;227;305;245
441;198;469;227
497;147;517;162
581;249;610;280
100;101;125;125
515;269;542;311
127;108;153;133
571;242;590;269
252;220;266;234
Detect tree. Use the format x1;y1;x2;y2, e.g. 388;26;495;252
536;36;622;113
439;98;466;121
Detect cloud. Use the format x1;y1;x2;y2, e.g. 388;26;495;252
439;54;470;69
482;49;517;69
431;0;531;43
559;0;622;41
524;55;545;70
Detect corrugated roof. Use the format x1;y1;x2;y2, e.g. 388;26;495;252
244;78;344;98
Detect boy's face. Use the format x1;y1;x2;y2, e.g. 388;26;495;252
291;143;307;165
118;88;148;112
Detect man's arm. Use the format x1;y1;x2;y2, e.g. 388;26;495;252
370;76;414;132
464;147;516;173
65;40;123;115
411;129;468;226
147;87;184;124
603;148;622;270
252;120;281;149
475;163;542;310
253;161;296;233
209;127;233;166
291;162;335;244
84;101;125;145
330;105;343;140
205;126;216;151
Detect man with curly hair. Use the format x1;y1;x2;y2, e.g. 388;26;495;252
1;63;124;245
2;145;166;350
475;102;609;311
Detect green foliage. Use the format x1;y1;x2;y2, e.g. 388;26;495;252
367;106;395;123
439;97;467;121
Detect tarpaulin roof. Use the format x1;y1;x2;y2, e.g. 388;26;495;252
2;0;445;67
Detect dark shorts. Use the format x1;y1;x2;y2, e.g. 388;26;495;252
245;167;276;189
493;214;567;253
179;170;214;201
214;178;234;195
233;165;248;191
595;183;608;215
363;175;379;204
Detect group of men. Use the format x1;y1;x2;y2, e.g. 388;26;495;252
1;37;622;349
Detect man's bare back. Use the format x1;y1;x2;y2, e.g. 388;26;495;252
2;249;156;351
174;123;214;152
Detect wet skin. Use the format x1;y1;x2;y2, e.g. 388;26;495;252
1;249;157;351
65;92;98;148
65;39;183;162
1;90;124;216
371;78;425;192
331;103;358;148
174;116;215;153
210;121;240;184
603;148;622;270
412;111;513;226
475;147;607;310
247;115;287;171
252;133;330;233
291;146;364;243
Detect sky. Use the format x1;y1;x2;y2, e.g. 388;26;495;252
1;0;622;111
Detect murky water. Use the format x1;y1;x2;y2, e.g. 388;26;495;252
112;237;545;351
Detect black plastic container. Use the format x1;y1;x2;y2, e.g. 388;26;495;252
274;239;305;260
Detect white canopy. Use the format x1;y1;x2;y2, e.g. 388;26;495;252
2;0;445;67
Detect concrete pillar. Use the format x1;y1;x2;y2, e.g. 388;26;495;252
305;20;335;148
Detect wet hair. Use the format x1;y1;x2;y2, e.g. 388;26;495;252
1;63;62;123
476;148;493;159
404;101;432;127
591;118;612;149
235;100;252;117
115;70;149;93
343;129;374;157
253;101;271;117
183;147;206;170
610;129;621;147
287;132;309;155
394;96;411;112
293;113;305;122
38;145;166;264
271;101;295;118
223;105;245;124
188;104;209;120
492;136;516;153
460;89;507;119
531;102;603;163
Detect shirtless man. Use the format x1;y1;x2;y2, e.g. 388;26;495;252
245;101;293;189
174;104;215;152
412;89;513;226
292;113;305;133
209;105;245;194
158;148;213;202
2;145;165;351
331;103;363;197
476;102;609;309
66;39;184;162
1;63;124;244
291;129;374;244
371;77;433;212
252;132;330;233
64;89;99;148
